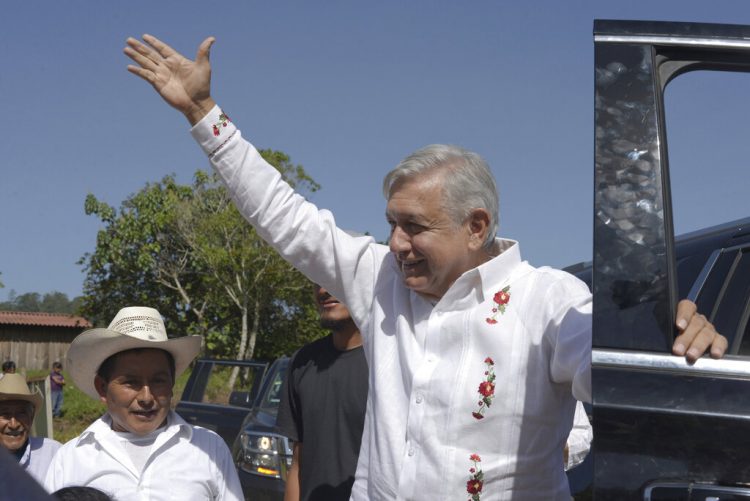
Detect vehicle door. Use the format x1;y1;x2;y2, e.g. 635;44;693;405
592;20;750;500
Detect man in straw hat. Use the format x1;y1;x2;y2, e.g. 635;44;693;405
44;306;243;501
0;373;62;485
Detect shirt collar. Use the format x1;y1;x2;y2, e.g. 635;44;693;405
477;238;522;302
16;439;30;466
435;238;521;310
77;411;193;446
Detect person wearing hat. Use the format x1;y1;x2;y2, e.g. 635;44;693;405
0;372;62;485
44;306;243;501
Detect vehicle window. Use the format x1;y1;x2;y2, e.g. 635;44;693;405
258;361;288;411
712;248;750;353
666;71;750;348
691;247;750;353
675;251;712;299
200;363;264;406
665;71;750;237
737;308;750;356
694;250;739;320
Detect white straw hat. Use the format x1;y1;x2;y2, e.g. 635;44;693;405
67;306;202;400
0;373;43;412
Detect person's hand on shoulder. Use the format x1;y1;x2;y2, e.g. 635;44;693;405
672;299;728;363
124;34;216;125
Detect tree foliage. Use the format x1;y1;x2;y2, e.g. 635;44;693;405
79;150;326;361
0;291;83;314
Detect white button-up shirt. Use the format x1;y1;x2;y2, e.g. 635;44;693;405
192;107;592;500
44;411;243;501
20;436;61;487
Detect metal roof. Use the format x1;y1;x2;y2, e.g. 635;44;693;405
0;310;92;328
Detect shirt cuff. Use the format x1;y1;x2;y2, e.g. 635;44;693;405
190;105;238;158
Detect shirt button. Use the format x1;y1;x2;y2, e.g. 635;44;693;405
408;448;416;456
416;395;423;404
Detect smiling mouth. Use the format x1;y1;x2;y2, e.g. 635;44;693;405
3;430;25;437
131;410;159;420
318;294;340;307
400;260;424;273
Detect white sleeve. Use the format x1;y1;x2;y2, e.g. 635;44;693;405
190;106;387;329
565;400;593;471
547;275;593;404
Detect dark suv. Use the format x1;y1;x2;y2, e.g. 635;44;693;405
231;357;292;501
590;20;750;500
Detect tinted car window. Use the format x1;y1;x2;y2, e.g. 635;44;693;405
258;359;288;411
712;247;750;352
694;250;738;320
675;250;712;299
689;246;750;351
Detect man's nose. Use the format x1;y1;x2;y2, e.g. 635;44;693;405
389;226;411;254
137;386;155;406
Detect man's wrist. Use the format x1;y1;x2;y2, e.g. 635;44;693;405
184;97;217;126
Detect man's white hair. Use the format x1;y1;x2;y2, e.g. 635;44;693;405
382;144;499;251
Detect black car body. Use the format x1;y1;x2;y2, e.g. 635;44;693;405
566;216;750;498
591;19;750;500
176;359;269;448
231;357;292;501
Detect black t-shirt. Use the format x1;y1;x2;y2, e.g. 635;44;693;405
276;335;368;501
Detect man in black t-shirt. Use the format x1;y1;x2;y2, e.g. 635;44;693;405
277;284;368;501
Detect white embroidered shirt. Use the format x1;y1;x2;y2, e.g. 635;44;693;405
191;106;592;501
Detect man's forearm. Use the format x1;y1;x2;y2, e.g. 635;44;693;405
284;442;301;501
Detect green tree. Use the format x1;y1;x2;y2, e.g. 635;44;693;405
79;175;209;335
176;152;322;387
11;292;41;311
79;150;326;362
0;291;82;314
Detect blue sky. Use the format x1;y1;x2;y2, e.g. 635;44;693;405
1;1;749;300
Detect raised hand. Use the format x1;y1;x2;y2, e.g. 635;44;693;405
125;34;216;125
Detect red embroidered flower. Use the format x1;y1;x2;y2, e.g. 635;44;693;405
471;358;496;420
466;453;484;499
466;479;483;494
494;290;510;305
478;381;495;397
212;113;231;136
485;285;511;324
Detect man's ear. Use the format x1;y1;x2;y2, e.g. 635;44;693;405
467;208;491;251
94;375;109;403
